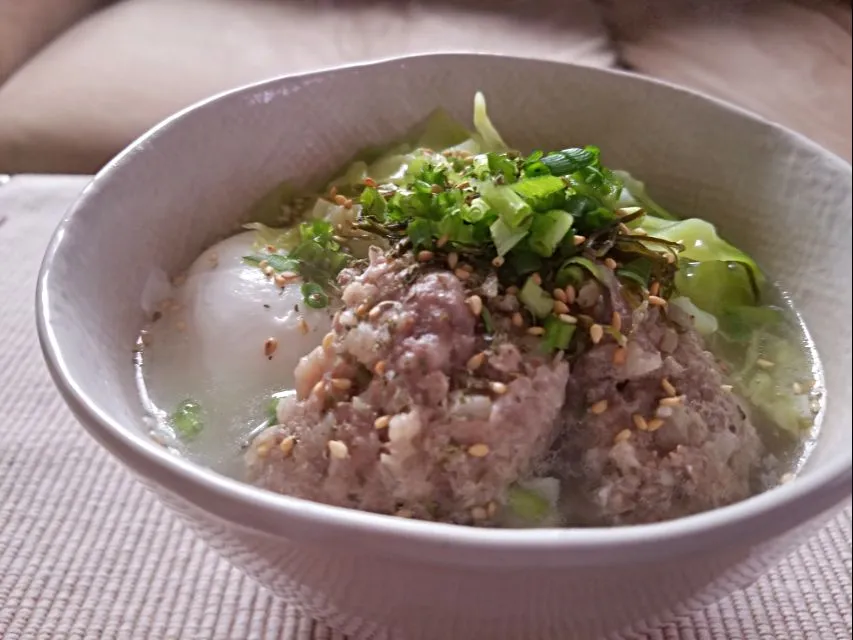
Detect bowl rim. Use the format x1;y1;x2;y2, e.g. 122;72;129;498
36;52;852;563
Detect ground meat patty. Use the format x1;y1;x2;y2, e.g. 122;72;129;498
553;305;771;526
246;249;569;525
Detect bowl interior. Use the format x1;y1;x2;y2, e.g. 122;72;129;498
39;54;851;532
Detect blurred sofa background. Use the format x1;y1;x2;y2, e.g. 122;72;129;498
0;0;850;175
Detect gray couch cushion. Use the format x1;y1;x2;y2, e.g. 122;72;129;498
0;0;615;174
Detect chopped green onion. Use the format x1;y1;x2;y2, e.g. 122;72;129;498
519;276;554;319
616;268;649;289
471;154;491;180
562;256;607;282
528;210;573;257
463;197;491;223
510;175;567;212
555;265;584;289
172;399;203;440
301;282;329;309
542;316;576;352
487;152;517;183
481;307;494;334
479;183;531;229
617;257;654;288
507;485;551;522
490;217;530;256
508;249;543;276
267;397;280;423
437;211;475;245
541;147;597;176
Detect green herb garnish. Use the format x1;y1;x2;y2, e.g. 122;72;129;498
172;399;203;440
507;485;551;522
301;282;329;309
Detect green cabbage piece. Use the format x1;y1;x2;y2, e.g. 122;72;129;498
613;169;678;221
471;91;509;152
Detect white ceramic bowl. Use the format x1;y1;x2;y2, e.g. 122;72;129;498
37;54;852;639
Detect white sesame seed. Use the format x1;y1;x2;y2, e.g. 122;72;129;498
487;501;498;518
330;378;352;391
466;295;483;316
559;314;577;325
611;311;622;331
589;400;608;415
467;443;490;458
490;381;508;395
614;429;632;444
279;436;295;456
466;352;486;371
647;418;665;432
328;440;349;459
589;324;604;344
527;326;545;336
264;337;278;357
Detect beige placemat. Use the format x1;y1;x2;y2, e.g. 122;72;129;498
0;175;850;640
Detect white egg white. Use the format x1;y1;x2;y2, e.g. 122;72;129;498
140;231;332;473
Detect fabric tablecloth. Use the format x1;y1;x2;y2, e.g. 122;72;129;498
0;175;850;640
